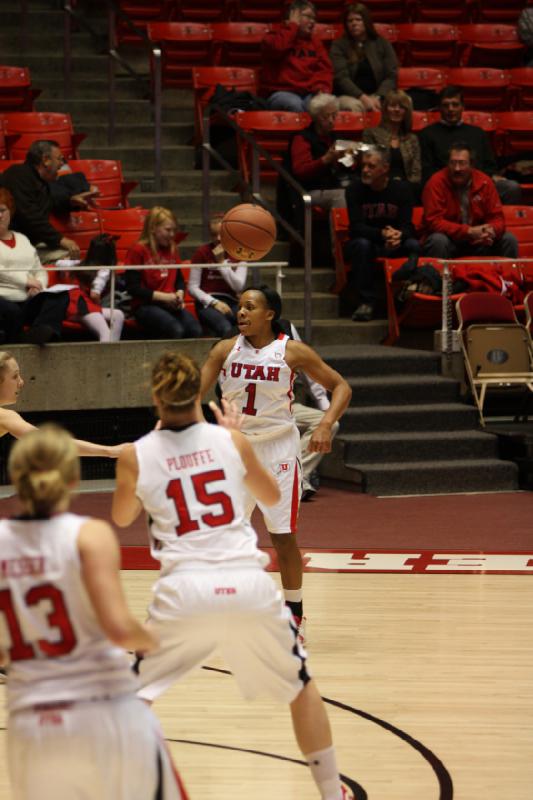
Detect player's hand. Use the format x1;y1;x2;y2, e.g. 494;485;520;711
208;398;243;430
308;423;333;453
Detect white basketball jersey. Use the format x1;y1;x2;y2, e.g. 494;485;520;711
220;333;297;441
135;422;269;574
0;512;138;713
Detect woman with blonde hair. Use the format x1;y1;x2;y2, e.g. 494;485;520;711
112;350;351;800
330;2;398;113
0;350;122;456
362;89;422;190
0;424;188;800
124;206;202;340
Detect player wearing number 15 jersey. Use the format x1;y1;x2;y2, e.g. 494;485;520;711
200;286;351;635
112;351;352;800
0;425;188;800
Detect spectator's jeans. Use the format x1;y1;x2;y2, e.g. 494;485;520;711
196;296;238;338
345;237;421;304
494;178;522;206
423;232;519;260
0;291;69;342
267;91;313;113
134;303;202;339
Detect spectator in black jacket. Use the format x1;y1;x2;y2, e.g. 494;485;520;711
0;140;86;262
418;87;521;205
346;146;420;321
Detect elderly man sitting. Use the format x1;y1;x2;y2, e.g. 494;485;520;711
421;143;519;260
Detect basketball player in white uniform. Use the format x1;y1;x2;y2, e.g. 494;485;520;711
0;425;188;800
200;286;351;636
112;351;352;800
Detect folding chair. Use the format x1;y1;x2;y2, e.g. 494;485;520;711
211;22;272;67
61;160;137;209
456;291;533;425
147;22;214;89
458;24;526;68
192;66;257;144
524;290;533;339
446;67;512;110
234;110;309;184
396;23;460;66
2;112;86;160
0;66;41;112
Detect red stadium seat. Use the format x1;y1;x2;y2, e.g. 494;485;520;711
48;211;102;260
410;0;475;22
233;0;284;22
495;111;533;156
59;160;137;209
396;23;459;67
211;22;272;67
360;0;409;23
192;66;257;143
98;207;150;263
114;1;172;46
476;0;527;23
0;119;8;160
445;68;512;110
509;68;533;111
174;0;233;21
312;22;343;47
397;67;448;95
235;110;309;184
458;24;526;68
1;112;86;160
374;23;398;41
147;22;214;89
411;110;434;131
333;110;369;139
503;206;533;228
0;66;41;112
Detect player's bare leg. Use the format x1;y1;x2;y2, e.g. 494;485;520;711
290;680;345;800
270;532;303;590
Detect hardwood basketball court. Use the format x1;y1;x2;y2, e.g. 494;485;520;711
0;482;532;800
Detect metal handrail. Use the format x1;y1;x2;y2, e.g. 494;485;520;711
13;261;287;332
200;104;314;343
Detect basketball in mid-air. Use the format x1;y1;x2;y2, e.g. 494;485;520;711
220;204;277;261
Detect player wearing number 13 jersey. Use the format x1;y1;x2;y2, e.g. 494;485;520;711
200;286;352;636
112;351;353;800
0;425;188;800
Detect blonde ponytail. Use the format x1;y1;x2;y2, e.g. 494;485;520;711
8;425;79;516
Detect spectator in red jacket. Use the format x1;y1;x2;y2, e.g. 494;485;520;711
261;0;333;113
422;144;518;260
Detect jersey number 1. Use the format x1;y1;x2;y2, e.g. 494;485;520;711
0;584;77;662
242;383;257;416
166;469;235;536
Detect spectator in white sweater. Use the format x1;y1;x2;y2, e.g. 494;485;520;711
0;188;68;344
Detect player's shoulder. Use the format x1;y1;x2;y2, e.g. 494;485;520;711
285;337;315;367
213;335;239;359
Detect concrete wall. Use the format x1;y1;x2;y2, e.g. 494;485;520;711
8;340;216;413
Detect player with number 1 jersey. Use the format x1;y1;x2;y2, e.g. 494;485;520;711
200;286;351;638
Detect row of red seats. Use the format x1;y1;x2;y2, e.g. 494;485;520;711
329;205;533;343
145;21;532;87
114;0;528;42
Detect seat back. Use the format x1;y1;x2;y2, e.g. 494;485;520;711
509;68;533;111
0;66;40;112
234;0;284;21
114;0;172;46
397;67;448;94
176;0;231;21
458;24;526;68
476;0;526;23
446;67;512;110
148;22;214;89
211;22;271;67
2;111;84;159
410;0;475;22
235;110;309;184
49;211;102;259
192;66;258;142
98;207;149;262
495;111;533;156
60;160;136;209
457;291;518;328
333;111;368;140
360;0;408;22
396;23;459;66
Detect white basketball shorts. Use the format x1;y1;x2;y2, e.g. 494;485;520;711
136;566;310;703
244;426;302;534
8;694;188;800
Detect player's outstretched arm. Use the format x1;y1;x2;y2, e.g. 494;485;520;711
0;407;123;458
231;429;280;506
286;341;352;453
78;518;157;653
111;444;143;527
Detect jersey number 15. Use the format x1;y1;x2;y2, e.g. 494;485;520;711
166;469;235;536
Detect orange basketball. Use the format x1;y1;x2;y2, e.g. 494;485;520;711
220;204;277;261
